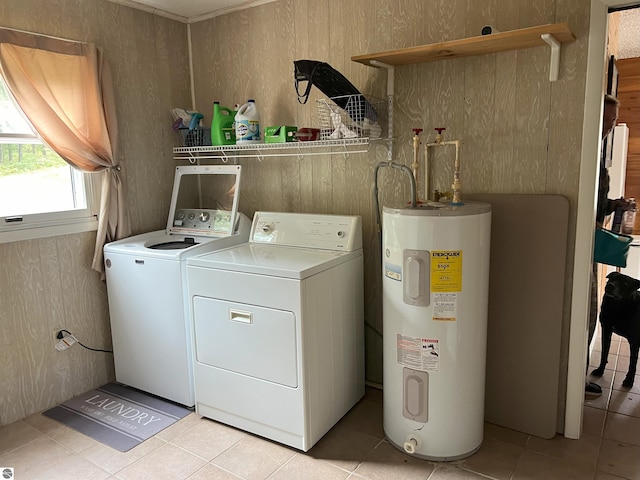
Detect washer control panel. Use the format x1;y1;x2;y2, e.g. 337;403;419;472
171;209;232;235
251;212;362;251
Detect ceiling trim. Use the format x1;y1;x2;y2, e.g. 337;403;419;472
104;0;278;23
187;0;277;23
105;0;187;22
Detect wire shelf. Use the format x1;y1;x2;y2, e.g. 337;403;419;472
172;137;383;162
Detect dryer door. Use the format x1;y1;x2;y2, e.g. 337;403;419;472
193;297;298;388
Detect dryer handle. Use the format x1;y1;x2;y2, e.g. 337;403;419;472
230;309;253;324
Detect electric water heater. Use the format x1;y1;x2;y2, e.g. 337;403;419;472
382;202;491;461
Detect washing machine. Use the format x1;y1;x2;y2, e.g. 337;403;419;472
103;165;250;407
186;212;365;451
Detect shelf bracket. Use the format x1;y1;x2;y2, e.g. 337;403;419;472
370;60;395;161
541;33;561;82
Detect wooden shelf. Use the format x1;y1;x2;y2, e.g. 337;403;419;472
351;23;575;67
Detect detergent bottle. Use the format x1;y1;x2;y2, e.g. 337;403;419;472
235;99;261;144
211;102;237;146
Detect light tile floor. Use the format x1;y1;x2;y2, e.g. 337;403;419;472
1;332;638;480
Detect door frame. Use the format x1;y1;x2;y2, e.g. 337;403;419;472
566;0;639;439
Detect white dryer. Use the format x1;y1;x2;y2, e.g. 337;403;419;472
103;165;250;407
186;212;365;451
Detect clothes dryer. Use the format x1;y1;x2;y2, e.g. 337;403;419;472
186;212;365;451
104;165;250;407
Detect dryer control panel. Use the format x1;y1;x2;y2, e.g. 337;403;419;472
250;212;362;251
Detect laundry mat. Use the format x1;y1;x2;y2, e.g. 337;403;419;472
43;383;191;451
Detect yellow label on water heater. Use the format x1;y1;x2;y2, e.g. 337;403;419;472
430;250;462;292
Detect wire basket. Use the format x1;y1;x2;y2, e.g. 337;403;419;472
316;94;386;141
177;127;211;147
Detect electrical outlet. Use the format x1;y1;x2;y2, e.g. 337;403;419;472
54;331;77;351
53;329;63;348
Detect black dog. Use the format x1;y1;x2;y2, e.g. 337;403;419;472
591;271;640;388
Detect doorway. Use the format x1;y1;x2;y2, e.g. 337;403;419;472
567;0;640;440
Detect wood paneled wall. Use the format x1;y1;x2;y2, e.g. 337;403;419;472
618;57;640;230
0;0;190;426
608;11;621;58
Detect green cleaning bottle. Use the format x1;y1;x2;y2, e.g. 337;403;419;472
211;102;236;145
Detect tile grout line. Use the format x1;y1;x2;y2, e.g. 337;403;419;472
263;452;299;480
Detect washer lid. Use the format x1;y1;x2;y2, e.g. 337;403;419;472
166;165;241;238
103;228;249;260
188;243;361;279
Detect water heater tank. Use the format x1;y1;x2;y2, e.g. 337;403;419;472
382;202;491;461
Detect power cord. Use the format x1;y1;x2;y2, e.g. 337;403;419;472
56;329;113;353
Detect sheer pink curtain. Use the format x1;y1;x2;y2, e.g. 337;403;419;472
0;27;130;273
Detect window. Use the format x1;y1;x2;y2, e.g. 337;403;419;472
0;76;99;243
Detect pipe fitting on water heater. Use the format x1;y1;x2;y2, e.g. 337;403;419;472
424;128;463;204
412;128;423;198
404;435;422;454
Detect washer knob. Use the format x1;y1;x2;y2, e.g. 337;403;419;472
337;230;345;238
261;223;275;234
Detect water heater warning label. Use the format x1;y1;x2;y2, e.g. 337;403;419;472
433;293;457;321
396;334;440;372
431;250;462;292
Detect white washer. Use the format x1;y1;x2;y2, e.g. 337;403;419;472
104;165;250;407
186;212;365;451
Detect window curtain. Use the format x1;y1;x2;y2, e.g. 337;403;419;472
0;27;130;274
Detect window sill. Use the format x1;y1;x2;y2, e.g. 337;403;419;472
0;216;98;244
